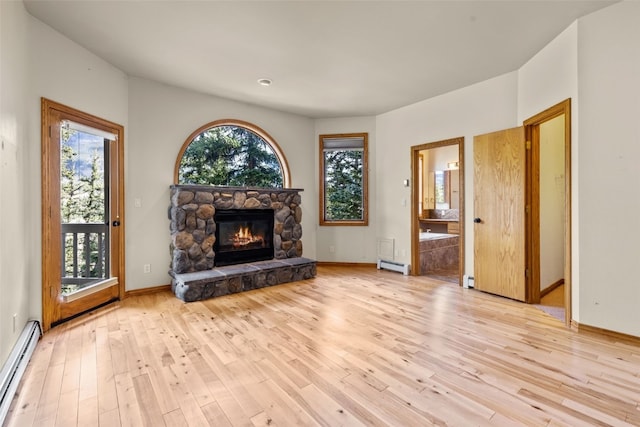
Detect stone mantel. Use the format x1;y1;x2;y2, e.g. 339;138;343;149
170;184;305;194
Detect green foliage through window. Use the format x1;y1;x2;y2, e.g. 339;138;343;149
320;133;368;225
178;125;284;187
324;150;363;220
60;126;109;294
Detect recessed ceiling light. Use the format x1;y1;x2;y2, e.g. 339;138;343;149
257;78;272;86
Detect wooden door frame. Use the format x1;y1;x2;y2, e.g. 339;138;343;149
41;98;126;331
410;137;465;282
524;98;572;325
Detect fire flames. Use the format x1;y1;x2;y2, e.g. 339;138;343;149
231;226;265;248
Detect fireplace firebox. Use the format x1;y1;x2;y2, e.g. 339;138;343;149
214;209;274;266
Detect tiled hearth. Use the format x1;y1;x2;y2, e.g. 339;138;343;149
169;185;316;302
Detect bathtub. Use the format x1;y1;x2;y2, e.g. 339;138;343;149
419;232;459;275
419;232;456;241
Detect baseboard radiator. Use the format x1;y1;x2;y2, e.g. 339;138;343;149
377;259;410;275
0;320;42;424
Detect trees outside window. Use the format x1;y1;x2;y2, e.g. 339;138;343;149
60;126;109;294
319;133;368;226
177;122;287;188
61;129;106;224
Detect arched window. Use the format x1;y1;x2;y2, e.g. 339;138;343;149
174;119;290;187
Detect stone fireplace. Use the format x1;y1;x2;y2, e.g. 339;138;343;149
169;185;316;301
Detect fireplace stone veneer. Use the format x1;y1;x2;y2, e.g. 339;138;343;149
169;185;315;301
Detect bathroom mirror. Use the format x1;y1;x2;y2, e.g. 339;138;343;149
426;169;459;210
434;170;449;207
418;144;460;215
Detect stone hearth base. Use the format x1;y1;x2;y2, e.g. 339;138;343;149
172;257;317;302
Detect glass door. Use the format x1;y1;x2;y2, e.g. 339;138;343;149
60;120;115;300
42;98;125;330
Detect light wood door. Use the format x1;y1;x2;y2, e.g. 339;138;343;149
42;98;125;330
473;127;526;301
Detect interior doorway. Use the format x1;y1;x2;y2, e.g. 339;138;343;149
470;99;571;325
524;99;572;325
410;137;464;284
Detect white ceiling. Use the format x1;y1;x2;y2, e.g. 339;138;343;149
24;0;616;119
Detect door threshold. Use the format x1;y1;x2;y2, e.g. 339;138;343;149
62;277;118;303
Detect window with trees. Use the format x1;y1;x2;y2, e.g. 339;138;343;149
175;120;290;187
319;133;368;226
60;122;112;295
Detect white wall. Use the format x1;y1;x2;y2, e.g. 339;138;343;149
576;1;640;336
127;78;315;289
517;22;579;122
517;2;640;336
426;144;458;172
539;116;565;291
26;14;129;319
376;73;518;271
0;1;31;365
314;117;377;263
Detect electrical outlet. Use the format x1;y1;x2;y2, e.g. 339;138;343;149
143;264;151;274
134;198;142;208
329;245;335;253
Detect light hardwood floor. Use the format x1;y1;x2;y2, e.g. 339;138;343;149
6;266;640;426
540;284;565;308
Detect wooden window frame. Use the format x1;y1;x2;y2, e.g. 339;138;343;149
319;132;369;226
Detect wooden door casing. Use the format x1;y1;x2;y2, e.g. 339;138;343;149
524;98;572;323
410;137;464;282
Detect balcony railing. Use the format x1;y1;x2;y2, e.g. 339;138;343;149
61;223;109;286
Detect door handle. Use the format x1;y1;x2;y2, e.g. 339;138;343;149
474;217;482;223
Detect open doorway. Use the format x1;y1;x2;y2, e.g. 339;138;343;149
470;100;571;325
525;99;572;324
410;137;464;283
